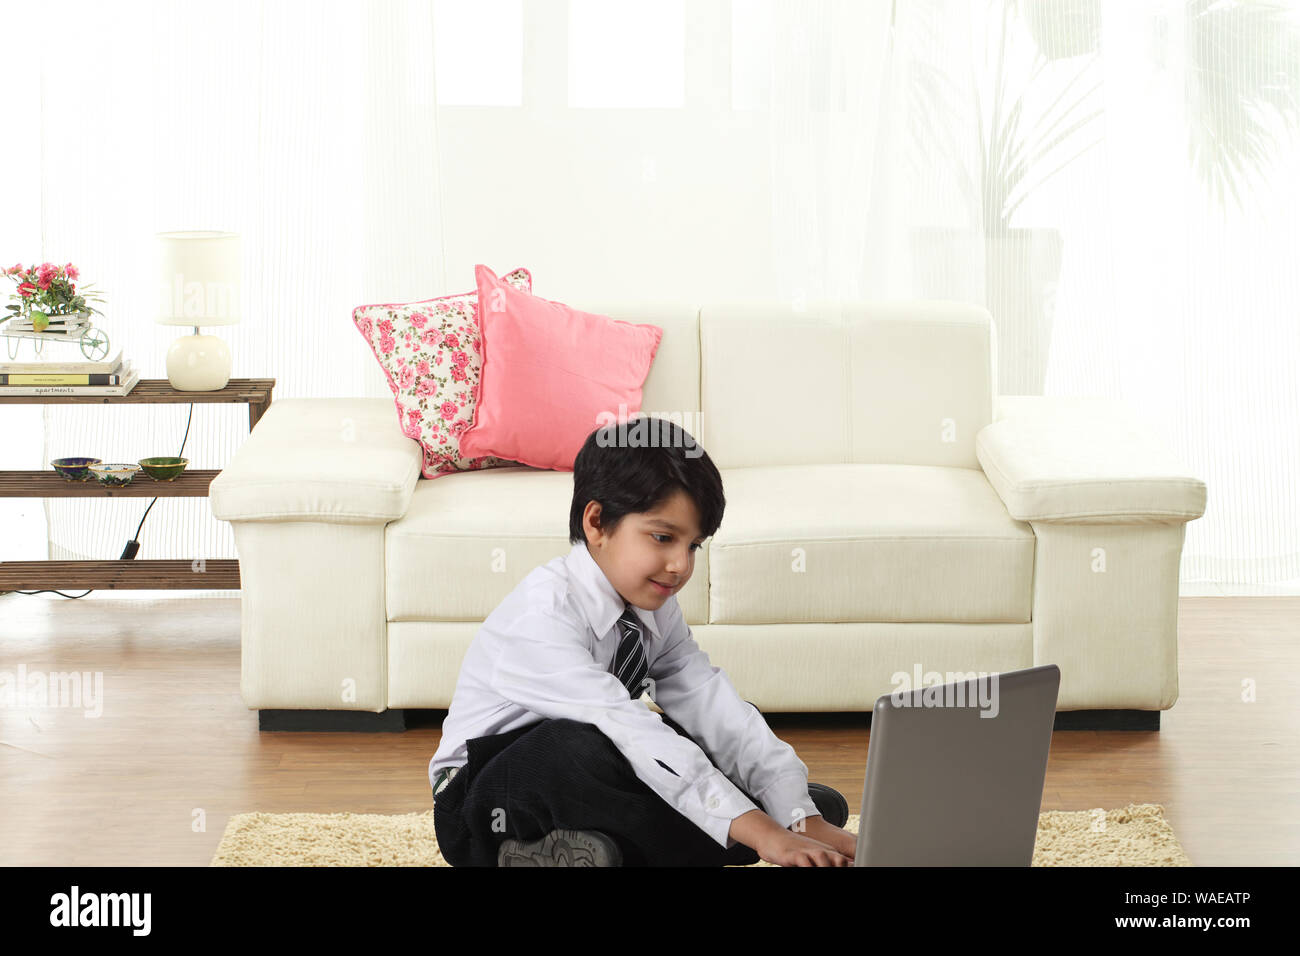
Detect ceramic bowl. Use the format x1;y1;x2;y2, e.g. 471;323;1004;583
88;462;140;486
51;457;102;481
138;457;189;481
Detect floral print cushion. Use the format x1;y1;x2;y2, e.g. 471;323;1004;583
352;267;532;478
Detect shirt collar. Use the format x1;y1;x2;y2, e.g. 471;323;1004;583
564;541;663;641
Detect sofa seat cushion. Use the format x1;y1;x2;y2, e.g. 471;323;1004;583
384;465;710;625
708;464;1035;624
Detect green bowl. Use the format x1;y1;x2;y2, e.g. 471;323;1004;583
138;457;189;481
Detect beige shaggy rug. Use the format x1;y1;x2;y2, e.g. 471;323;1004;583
211;803;1191;866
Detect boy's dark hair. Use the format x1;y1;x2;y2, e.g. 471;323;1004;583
568;417;725;546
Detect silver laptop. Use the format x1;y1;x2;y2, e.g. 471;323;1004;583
854;663;1059;866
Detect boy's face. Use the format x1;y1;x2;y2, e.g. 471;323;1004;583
583;488;706;610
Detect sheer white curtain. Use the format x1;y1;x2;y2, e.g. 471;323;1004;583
845;0;1300;590
0;0;446;597
764;0;892;306
1;0;1296;596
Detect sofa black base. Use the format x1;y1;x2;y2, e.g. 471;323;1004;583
1051;709;1159;731
255;707;1160;732
258;708;408;732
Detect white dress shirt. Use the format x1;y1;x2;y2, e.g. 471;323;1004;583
429;540;820;849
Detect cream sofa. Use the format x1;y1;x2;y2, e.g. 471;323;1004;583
209;301;1207;731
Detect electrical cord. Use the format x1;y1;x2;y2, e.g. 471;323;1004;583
1;402;195;599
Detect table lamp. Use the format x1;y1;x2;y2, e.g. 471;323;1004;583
155;231;242;391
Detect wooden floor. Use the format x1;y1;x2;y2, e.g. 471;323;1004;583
0;594;1295;866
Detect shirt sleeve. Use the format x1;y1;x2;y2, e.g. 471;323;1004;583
486;606;760;850
647;597;821;834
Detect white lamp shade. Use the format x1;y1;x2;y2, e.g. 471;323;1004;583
155;231;242;326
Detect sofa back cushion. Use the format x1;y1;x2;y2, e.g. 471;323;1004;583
700;300;995;469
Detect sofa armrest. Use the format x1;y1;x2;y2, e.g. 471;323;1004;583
210;397;422;524
976;396;1206;524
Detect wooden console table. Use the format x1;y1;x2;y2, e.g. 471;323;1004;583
0;378;274;591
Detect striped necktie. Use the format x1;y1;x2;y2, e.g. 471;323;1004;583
613;602;649;699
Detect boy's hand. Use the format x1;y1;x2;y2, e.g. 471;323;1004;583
795;814;857;861
731;809;853;866
756;828;854;867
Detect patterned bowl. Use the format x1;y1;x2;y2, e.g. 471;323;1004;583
138;457;189;481
88;462;140;486
51;457;102;481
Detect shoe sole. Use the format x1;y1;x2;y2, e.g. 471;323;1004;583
498;829;623;867
809;783;850;828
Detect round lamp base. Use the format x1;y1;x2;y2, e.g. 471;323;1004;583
166;333;231;391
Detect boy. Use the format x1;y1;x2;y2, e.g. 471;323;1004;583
429;419;855;866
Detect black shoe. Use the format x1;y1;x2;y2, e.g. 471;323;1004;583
807;782;849;828
497;829;623;867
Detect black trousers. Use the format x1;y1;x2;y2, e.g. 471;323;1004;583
433;703;768;867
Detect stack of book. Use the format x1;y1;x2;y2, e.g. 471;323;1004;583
0;348;140;396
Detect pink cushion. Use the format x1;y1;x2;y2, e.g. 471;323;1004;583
352;267;532;479
458;264;664;472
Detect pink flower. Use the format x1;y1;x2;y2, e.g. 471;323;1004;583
2;263;24;276
451;419;469;436
417;359;431;377
444;333;459;349
378;318;394;335
450;365;467;383
399;365;415;389
407;408;421;429
416;379;437;397
403;419;421;440
379;332;396;354
64;263;79;280
17;282;36;298
410;312;428;329
451;349;468;368
440;401;458;421
358;316;373;337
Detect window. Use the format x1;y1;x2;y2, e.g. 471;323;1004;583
434;0;523;106
568;0;685;107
